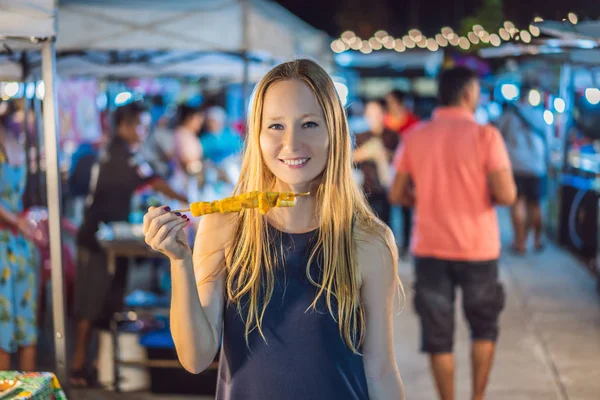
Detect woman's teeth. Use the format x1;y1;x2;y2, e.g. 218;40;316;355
282;158;309;166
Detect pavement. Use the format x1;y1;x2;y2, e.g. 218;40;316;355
70;208;600;399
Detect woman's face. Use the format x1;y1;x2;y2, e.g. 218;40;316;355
259;79;329;192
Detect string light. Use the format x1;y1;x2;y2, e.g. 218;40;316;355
504;21;515;31
426;38;439;51
480;32;490;43
530;24;540;37
383;37;395;49
369;37;383;50
468;32;480;44
490;34;501;46
350;38;362;50
528;89;541;106
520;31;532;43
449;35;460;46
374;30;388;39
568;13;578;24
473;25;484;34
534;17;544;22
403;35;416;48
341;31;356;42
394;39;406;52
409;29;422;39
330;39;345;53
360;41;372;54
458;37;470;50
441;27;454;38
435;33;449;47
499;28;510;41
416;37;428;48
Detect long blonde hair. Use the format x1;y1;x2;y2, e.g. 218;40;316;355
224;59;400;353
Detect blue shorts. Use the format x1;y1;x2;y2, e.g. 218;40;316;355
413;257;505;353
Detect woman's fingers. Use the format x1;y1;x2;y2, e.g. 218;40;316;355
145;209;181;243
144;206;170;234
152;217;189;248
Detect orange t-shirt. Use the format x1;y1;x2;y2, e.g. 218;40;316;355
394;107;511;261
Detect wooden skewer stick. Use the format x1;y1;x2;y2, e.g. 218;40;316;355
170;192;311;214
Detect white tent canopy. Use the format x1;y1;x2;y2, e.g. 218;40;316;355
0;0;331;80
537;20;600;42
0;0;55;38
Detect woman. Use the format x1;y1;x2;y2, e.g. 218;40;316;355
144;60;405;399
0;102;39;371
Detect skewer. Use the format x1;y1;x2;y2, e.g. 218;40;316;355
170;192;311;214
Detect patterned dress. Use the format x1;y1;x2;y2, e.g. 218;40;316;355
0;150;39;353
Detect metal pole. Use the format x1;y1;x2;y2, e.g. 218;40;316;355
41;39;69;392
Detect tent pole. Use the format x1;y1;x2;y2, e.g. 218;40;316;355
41;39;69;393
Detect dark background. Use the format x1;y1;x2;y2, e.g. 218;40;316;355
275;0;600;38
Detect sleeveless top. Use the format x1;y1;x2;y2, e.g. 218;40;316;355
216;225;369;400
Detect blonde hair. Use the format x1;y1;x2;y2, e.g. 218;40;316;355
224;59;400;353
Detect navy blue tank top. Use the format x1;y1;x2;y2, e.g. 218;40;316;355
216;225;369;400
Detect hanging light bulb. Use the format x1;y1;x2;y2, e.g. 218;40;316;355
341;31;356;43
499;28;510;41
534;17;544;22
504;21;515;31
417;37;428;48
369;37;383;50
426;38;439;51
435;33;449;47
473;25;484;34
468;32;480;44
489;34;501;46
520;31;532;43
568;13;578;24
529;24;540;37
374;30;388;39
458;37;470;50
403;35;416;48
394;39;406;52
441;27;454;38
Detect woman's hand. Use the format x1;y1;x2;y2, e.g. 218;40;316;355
144;206;192;261
17;217;37;242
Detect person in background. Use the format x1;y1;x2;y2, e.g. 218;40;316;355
0;101;40;371
497;88;548;254
353;99;399;227
389;67;516;400
199;106;244;165
171;104;205;201
142;95;176;180
71;102;188;387
385;90;420;257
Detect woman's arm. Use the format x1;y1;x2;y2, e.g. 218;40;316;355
358;225;405;400
0;203;18;227
169;212;236;373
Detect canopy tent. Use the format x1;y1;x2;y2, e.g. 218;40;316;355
0;0;332;81
335;49;444;77
0;0;69;390
537;20;600;42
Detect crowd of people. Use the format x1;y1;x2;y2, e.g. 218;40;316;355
0;58;553;400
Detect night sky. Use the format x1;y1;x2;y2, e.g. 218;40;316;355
275;0;600;38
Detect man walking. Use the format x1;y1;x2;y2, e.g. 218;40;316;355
389;67;516;400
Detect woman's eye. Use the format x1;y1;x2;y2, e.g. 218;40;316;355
268;124;284;130
302;121;319;128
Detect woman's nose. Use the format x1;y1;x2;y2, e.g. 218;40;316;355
282;126;302;150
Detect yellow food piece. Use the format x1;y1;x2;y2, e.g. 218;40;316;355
188;191;304;216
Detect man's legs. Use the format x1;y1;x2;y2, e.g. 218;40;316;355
18;345;36;371
430;353;455;400
471;340;496;400
414;257;456;400
510;196;527;253
458;260;505;400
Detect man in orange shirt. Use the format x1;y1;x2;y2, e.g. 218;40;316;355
389;67;516;400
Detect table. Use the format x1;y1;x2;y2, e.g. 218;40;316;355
98;238;166;276
0;371;66;400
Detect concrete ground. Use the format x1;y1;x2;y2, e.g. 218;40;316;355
71;209;600;399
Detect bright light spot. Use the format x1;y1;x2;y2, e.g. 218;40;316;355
449;35;460;46
520;31;532;43
341;31;356;41
585;88;600;105
350;38;363;50
417;37;428;48
568;12;578;24
468;32;480;44
394;39;406;52
480;32;490;43
436;34;448;47
528;89;541;106
409;29;422;39
499;28;510;41
473;25;484;34
25;83;35;99
441;27;454;38
375;30;388;39
488;102;502;119
534;17;544;22
543;110;554;125
426;38;439;51
501;84;519;101
458;37;471;50
115;92;132;106
4;82;19;98
96;93;108;110
475;107;489;124
369;37;383;50
36;81;45;100
504;21;515;31
403;35;416;48
529;24;540;37
490;34;501;46
334;82;349;107
331;39;346;53
360;41;372;54
554;97;566;113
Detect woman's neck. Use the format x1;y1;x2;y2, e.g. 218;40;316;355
266;180;320;233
